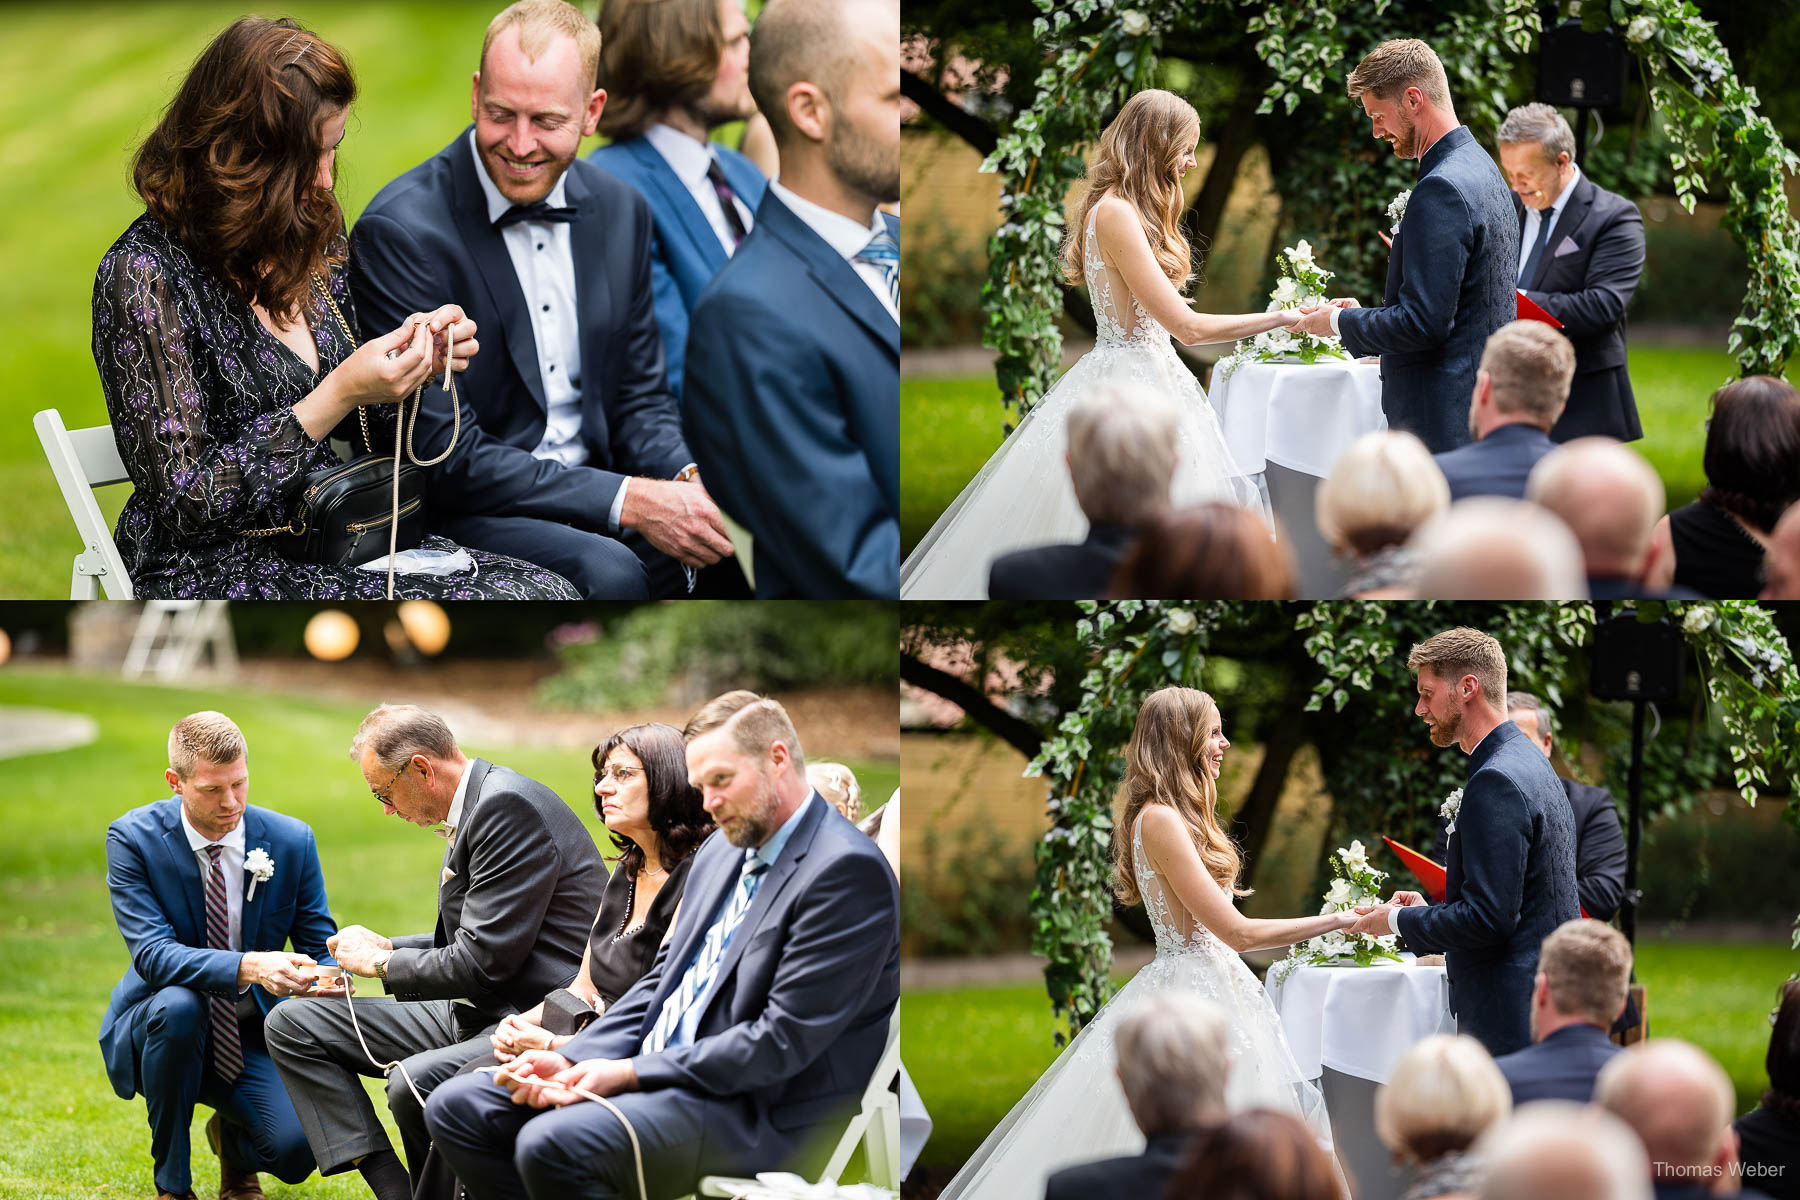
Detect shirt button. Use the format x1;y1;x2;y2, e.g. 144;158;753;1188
536;243;545;251
548;364;556;373
542;304;550;312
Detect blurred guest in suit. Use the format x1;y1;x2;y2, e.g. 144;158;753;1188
1108;503;1296;600
587;0;767;399
352;0;734;599
1529;439;1700;601
1432;321;1574;503
1734;978;1800;1200
1165;1110;1342;1200
1498;104;1646;443
1598;1040;1778;1200
1492;921;1630;1105
683;0;900;597
1375;1035;1511;1200
1478;1103;1654;1200
988;384;1178;601
1318;430;1449;598
1409;497;1587;600
1044;993;1230;1200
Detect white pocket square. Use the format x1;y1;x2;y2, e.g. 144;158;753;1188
1554;236;1580;257
441;866;457;885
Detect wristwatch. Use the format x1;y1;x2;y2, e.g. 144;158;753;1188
674;464;699;483
374;952;392;982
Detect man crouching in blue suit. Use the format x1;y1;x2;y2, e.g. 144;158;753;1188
101;711;340;1200
424;690;900;1200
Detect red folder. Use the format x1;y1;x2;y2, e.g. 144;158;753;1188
1516;289;1564;328
1383;837;1446;903
1379;230;1393;249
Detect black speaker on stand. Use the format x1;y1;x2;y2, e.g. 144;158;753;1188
1535;15;1628;161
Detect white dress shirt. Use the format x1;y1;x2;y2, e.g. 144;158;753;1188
180;806;246;954
643;123;754;257
769;179;898;325
1518;163;1582;283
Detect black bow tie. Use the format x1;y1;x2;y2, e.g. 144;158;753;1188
494;202;578;229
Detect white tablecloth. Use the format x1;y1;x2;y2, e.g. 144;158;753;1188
1263;954;1455;1083
1212;359;1387;479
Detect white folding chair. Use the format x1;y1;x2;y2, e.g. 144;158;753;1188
697;1005;904;1196
34;408;134;599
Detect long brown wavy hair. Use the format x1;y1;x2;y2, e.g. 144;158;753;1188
1062;88;1200;291
1113;687;1249;906
597;0;727;140
133;17;356;323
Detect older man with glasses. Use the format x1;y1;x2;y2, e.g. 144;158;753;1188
264;705;604;1200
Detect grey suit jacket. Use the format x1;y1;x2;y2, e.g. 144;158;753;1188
383;758;605;1020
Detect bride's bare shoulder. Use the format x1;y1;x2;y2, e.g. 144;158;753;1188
1136;802;1190;850
1091;194;1144;241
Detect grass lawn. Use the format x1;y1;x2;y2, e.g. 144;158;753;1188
0;665;894;1197
902;937;1799;1173
900;343;1730;558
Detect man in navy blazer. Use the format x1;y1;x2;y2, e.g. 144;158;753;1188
1432;321;1574;502
1295;40;1519;453
1498;104;1646;443
1492;920;1629;1105
101;712;339;1200
586;0;767;398
682;0;901;597
1351;628;1579;1057
351;4;734;599
423;691;899;1199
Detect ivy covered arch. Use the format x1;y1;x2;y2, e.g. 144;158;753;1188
981;0;1800;422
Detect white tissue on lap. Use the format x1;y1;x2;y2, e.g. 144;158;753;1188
357;548;475;576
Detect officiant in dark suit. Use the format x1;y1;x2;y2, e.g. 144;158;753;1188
1352;628;1580;1058
682;0;901;598
350;0;735;600
1293;39;1518;454
1498;103;1646;443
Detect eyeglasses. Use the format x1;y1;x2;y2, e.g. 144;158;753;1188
373;761;409;806
595;765;643;786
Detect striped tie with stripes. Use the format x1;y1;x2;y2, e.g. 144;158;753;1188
642;856;770;1054
854;229;900;312
202;844;243;1083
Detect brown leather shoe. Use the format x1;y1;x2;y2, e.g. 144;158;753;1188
205;1112;266;1200
156;1191;198;1200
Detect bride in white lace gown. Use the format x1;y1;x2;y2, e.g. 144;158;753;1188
938;688;1351;1200
901;90;1301;599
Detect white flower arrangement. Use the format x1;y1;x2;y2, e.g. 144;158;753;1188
1165;608;1197;635
1439;788;1464;836
1213;239;1351;382
1682;605;1717;634
1625;16;1657;43
1118;8;1150;36
1387;188;1412;235
1271;839;1401;984
245;847;274;901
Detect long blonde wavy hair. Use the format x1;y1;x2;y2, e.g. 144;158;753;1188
1062;88;1201;292
1113;687;1250;906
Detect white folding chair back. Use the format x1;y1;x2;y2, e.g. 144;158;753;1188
34;408;134;599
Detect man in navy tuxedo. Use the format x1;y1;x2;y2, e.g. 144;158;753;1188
101;712;339;1200
587;0;767;399
351;0;734;599
1492;920;1629;1105
682;0;901;597
1498;103;1646;443
423;691;899;1199
1432;321;1573;503
1293;39;1519;453
1351;627;1579;1056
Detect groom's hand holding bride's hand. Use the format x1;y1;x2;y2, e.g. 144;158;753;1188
1347;903;1394;936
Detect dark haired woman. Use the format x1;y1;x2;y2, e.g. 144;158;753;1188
93;16;575;598
1649;376;1800;599
1733;977;1800;1200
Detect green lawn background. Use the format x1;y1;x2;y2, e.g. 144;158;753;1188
901;344;1729;557
0;666;896;1198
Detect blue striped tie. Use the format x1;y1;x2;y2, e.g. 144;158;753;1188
643;856;770;1053
854;230;900;312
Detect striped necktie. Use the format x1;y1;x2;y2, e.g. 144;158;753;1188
854;229;900;312
203;845;244;1083
642;856;770;1053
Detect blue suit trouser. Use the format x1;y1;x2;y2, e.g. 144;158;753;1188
435;513;689;600
129;985;314;1194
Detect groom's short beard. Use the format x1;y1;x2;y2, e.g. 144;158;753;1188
1428;701;1464;748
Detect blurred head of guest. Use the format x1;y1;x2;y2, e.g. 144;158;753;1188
1529;919;1633;1044
1108;503;1295;599
1527;438;1666;593
1115;992;1232;1136
1375;1034;1511;1196
1700;376;1800;535
1595;1039;1740;1188
1316;429;1449;598
1468;320;1575;441
596;0;757;142
1068;385;1181;529
748;0;898;217
1477;1102;1653;1200
805;761;861;822
1765;503;1800;601
1409;497;1587;599
1166;1109;1341;1200
1731;977;1800;1189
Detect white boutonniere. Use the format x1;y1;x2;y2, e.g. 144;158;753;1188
1387;189;1411;235
245;847;275;901
1439;788;1464;836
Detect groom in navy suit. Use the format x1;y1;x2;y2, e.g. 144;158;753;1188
351;0;734;599
423;691;899;1199
586;0;767;398
682;0;901;597
101;712;339;1200
1351;628;1579;1057
1294;39;1519;453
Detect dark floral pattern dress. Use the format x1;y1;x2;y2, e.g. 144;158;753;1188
91;215;577;599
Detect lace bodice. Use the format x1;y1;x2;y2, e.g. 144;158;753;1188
1085;206;1168;348
1132;811;1236;958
